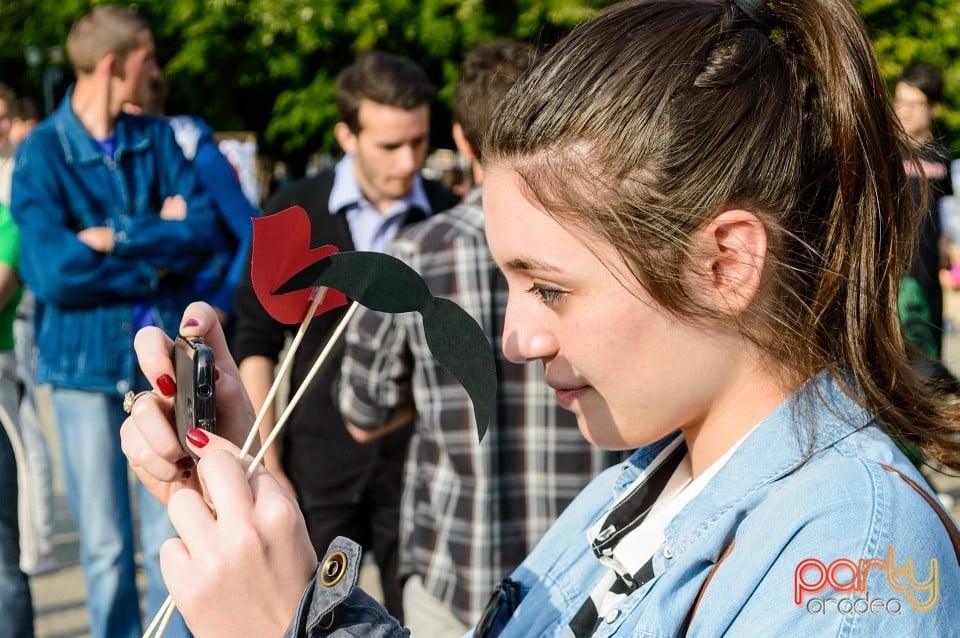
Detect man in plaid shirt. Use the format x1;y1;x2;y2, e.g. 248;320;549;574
338;40;625;636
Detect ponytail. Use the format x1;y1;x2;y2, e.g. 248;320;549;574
770;0;960;467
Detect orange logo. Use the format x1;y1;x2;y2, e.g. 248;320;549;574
794;547;938;614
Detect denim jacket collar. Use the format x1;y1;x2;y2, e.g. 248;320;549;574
52;85;151;166
659;371;873;561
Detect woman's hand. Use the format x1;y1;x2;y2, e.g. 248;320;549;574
162;430;318;637
121;301;256;505
121;301;317;635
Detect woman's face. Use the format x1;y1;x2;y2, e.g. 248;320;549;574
483;165;751;451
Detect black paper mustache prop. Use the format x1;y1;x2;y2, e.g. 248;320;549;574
275;246;497;440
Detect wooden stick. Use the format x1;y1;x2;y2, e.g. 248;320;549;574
155;601;176;637
240;287;328;458
143;595;175;638
248;300;360;474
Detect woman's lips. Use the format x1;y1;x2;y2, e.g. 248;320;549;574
554;386;588;408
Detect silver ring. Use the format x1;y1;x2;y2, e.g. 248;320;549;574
122;390;154;414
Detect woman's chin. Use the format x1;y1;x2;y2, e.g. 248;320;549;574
575;412;636;451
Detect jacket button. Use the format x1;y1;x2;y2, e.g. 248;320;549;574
663;546;673;559
320;551;347;587
604;608;620;624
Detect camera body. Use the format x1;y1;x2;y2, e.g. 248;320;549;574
174;335;216;459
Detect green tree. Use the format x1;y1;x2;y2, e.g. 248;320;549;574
5;1;960;166
0;0;613;169
150;0;611;170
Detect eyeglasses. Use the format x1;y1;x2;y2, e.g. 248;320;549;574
475;578;523;638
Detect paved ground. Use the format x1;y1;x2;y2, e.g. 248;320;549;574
26;293;960;637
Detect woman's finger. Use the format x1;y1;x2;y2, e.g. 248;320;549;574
158;536;197;608
194;447;256;528
166;486;219;558
121;392;199;505
176;301;241;378
121;405;183;482
133;326;176;392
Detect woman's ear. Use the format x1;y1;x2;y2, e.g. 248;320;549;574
686;209;767;316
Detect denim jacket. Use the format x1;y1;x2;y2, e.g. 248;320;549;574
10;88;227;395
287;373;960;637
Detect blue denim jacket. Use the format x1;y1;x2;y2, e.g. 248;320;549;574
10;88;228;395
288;373;960;637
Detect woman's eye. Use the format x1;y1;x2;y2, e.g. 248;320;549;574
527;284;564;305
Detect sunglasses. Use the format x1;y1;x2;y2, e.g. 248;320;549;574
475;578;523;638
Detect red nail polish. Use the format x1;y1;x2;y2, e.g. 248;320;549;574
214;367;220;381
156;374;176;397
186;428;209;448
181;470;192;480
182;318;199;328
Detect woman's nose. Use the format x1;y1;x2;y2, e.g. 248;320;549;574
501;300;557;364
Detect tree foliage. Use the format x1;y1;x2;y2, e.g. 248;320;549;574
3;0;960;170
856;0;960;152
1;0;609;171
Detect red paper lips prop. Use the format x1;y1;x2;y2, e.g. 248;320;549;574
249;205;348;324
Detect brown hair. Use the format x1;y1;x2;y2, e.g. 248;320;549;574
483;0;960;468
0;82;16;114
899;63;944;105
335;51;435;133
454;40;538;160
11;97;40;123
66;5;149;75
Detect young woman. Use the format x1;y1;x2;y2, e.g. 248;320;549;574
122;0;960;636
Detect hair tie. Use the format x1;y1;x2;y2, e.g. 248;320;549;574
732;0;778;31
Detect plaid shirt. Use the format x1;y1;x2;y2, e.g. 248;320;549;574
339;188;624;625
